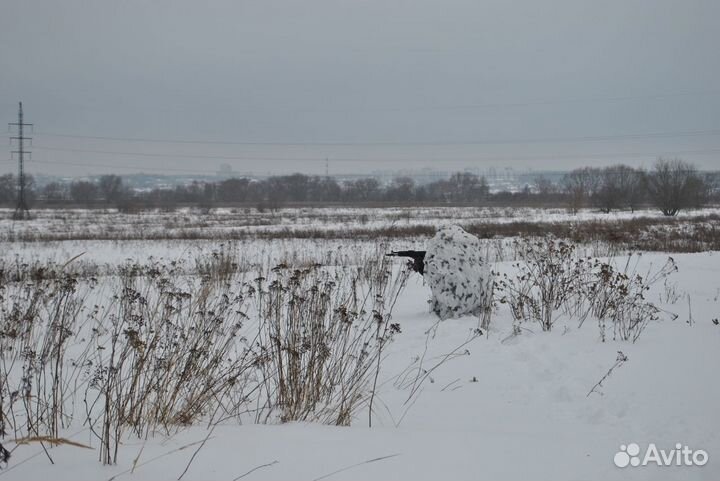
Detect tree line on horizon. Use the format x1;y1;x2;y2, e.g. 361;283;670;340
1;158;717;216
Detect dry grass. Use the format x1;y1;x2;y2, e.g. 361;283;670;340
14;435;92;449
253;257;410;425
0;249;410;465
3;208;718;253
495;238;678;341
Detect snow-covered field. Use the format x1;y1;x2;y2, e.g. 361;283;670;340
2;206;719;242
1;208;718;480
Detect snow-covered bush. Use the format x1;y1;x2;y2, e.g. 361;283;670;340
581;255;678;342
496;239;582;331
424;225;493;326
496;238;677;341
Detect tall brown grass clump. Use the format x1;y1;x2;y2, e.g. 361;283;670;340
253;255;410;425
0;249;411;466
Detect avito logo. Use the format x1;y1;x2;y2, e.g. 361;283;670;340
615;443;708;468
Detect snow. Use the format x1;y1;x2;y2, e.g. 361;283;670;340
2;249;718;481
1;205;718;243
1;206;718;480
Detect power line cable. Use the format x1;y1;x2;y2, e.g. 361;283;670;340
31;127;720;147
27;145;720;163
26;88;720;118
9;159;227;174
291;89;720;113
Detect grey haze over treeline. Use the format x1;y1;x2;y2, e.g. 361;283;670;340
1;0;719;177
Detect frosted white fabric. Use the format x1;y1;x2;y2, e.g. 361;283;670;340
424;225;492;320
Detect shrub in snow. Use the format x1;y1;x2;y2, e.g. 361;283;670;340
424;225;493;324
581;254;678;342
496;239;582;331
496;237;677;341
256;257;409;426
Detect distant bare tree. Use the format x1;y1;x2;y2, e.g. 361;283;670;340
645;158;704;216
385;177;415;202
534;176;557;197
21;174;36;206
313;176;341;201
593;169;619;213
70;180;99;205
0;174;14;204
686;172;713;209
418;173;489;204
562;167;600;213
618;165;645;213
217;177;250;203
99;175;124;204
42;181;68;202
345;178;381;202
592;165;642;213
283;173;310;202
202;182;216;204
703;172;720;203
448;172;488;202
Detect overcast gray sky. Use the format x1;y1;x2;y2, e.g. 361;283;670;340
2;0;719;177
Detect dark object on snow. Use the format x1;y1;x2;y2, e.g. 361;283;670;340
386;250;426;275
0;442;9;467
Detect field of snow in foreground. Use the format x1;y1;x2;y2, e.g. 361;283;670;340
3;252;719;481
